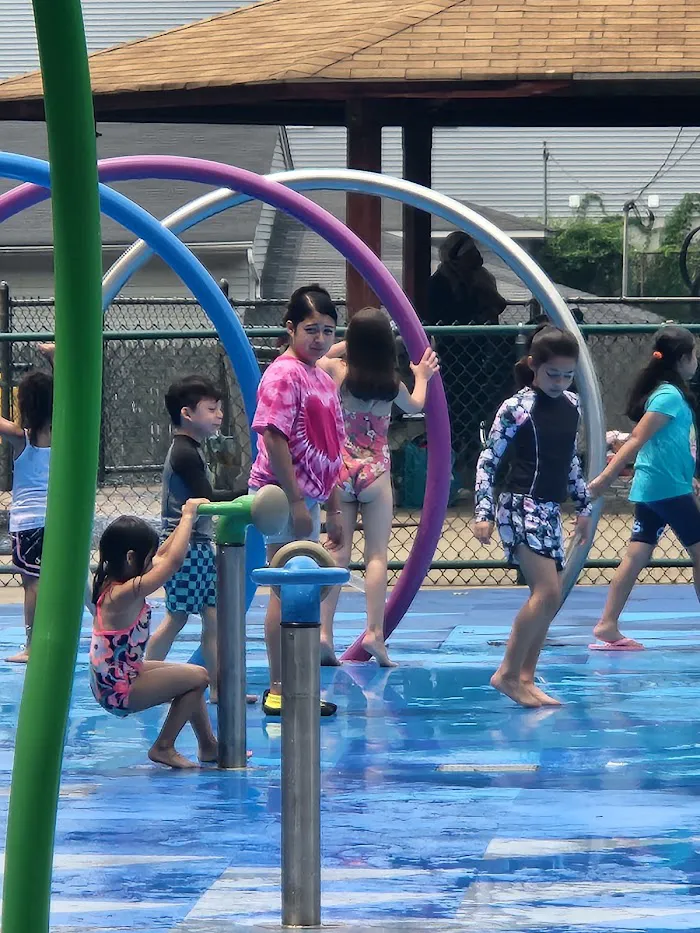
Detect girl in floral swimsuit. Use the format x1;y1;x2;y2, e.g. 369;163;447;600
319;307;439;667
90;498;223;769
474;324;592;709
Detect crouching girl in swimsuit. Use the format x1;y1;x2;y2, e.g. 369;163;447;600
319;307;439;666
89;498;225;769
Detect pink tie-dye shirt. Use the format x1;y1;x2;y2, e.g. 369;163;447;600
249;354;345;501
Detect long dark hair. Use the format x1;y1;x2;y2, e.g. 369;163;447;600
18;371;53;444
92;516;159;605
626;325;696;423
344;307;400;402
514;323;580;389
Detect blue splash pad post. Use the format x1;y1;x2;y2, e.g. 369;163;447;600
253;551;348;928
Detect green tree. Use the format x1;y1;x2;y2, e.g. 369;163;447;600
639;194;700;310
536;211;623;296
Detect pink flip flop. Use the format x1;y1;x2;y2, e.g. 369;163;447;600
588;638;645;651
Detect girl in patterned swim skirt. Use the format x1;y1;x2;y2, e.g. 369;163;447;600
319;307;439;667
89;498;225;769
474;324;592;708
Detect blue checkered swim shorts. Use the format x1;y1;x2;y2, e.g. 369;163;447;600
164;540;217;614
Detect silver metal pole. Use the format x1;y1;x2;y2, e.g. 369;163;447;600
622;204;630;299
281;623;321;927
542;140;549;229
216;544;247;769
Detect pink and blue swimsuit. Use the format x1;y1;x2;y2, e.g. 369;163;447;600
89;591;150;718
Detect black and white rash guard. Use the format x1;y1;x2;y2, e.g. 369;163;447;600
474;387;592;522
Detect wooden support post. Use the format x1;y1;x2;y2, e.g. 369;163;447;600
402;120;433;321
346;101;382;317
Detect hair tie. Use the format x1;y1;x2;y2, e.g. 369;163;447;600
652;350;663;360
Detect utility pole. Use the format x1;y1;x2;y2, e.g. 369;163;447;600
543;140;550;228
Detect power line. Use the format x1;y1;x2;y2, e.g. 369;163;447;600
549;131;700;208
548;154;643;202
650;130;700;187
547;154;616;199
636;127;684;198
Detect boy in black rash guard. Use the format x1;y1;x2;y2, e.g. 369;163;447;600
474;325;592;709
147;376;247;703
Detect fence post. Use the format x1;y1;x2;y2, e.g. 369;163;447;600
0;283;12;492
514;321;529;359
513;323;529;588
97;337;107;485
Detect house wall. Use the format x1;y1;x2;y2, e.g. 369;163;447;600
287;125;700;222
2;250;253;324
251;134;291;291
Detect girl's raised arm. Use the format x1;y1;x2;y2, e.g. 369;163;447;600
324;340;347;360
110;499;209;603
317;355;345;387
395;348;439;413
0;416;26;455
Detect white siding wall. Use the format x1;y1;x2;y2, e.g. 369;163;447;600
251;134;289;283
0;0;259;80
4;251;251;301
287;125;700;221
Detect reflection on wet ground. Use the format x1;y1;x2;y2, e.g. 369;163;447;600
0;584;699;931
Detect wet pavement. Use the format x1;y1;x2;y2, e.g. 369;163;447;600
0;584;699;931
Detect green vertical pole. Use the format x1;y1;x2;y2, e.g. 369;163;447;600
1;0;102;929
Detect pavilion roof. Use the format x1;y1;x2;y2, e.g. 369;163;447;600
1;0;698;123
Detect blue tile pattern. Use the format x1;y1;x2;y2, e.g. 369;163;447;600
0;585;699;930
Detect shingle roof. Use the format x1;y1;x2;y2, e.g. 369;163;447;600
0;0;699;102
0;122;278;246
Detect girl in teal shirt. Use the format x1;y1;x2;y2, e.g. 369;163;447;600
589;326;699;649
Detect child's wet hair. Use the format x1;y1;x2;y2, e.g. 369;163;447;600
165;375;221;426
92;516;159;604
17;370;53;444
344;307;400;402
514;323;580;388
284;284;338;328
626;324;696;423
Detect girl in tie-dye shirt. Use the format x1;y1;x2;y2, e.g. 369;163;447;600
249;284;345;718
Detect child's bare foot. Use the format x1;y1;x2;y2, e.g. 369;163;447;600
593;620;628;643
198;739;218;763
524;681;563;707
148;743;198;769
490;670;541;708
320;641;340;666
5;649;29;664
361;633;398;668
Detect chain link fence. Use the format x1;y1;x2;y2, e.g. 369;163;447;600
0;287;698;587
